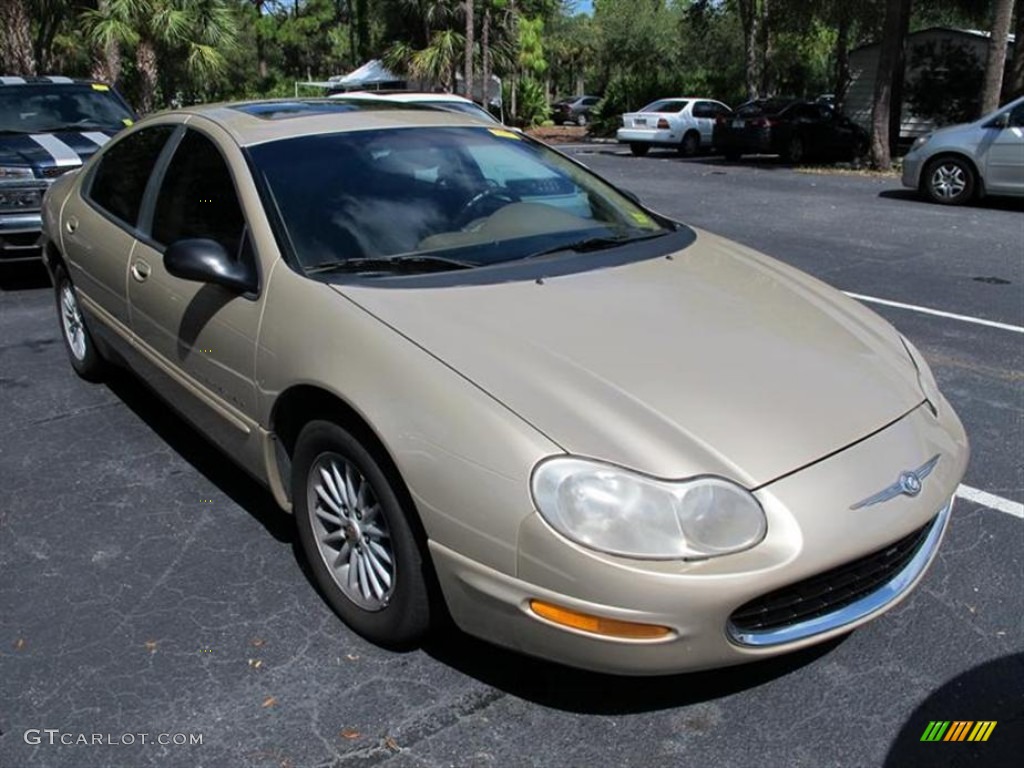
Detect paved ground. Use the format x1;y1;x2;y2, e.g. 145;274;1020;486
1;149;1021;768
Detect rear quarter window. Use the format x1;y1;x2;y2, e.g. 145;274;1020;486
88;125;176;227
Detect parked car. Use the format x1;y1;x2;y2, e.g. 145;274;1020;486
715;98;869;163
330;90;500;124
552;95;600;126
0;75;135;263
617;98;732;157
42;98;967;675
901;95;1024;205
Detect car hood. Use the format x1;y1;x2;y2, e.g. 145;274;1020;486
336;228;924;487
0;130;113;176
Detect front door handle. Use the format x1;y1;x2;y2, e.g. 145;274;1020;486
131;260;151;282
65;216;78;234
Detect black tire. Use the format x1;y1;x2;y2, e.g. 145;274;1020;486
724;151;741;161
679;131;700;157
53;264;105;381
922;156;976;206
784;134;805;163
629;143;650;157
292;420;431;648
576;113;588;127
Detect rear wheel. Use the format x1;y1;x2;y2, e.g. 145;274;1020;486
922;156;975;205
576;113;588;127
679;131;700;157
293;420;432;648
54;264;105;381
629;143;650;157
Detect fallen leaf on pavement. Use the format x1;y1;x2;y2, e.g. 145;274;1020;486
340;729;360;740
262;696;278;708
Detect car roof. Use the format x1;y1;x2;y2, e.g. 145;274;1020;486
159;98;500;147
331;91;477;105
0;75;110;87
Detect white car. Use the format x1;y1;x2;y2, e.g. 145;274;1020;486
901;95;1024;205
617;98;732;157
330;91;500;124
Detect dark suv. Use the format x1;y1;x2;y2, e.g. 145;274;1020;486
1;76;135;262
552;95;600;127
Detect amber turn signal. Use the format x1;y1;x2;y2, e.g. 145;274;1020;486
529;600;672;640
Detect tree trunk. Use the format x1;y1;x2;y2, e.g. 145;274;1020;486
1004;0;1024;101
760;0;773;98
0;0;36;75
887;0;911;157
355;0;369;61
464;0;474;100
91;41;122;85
832;5;851;114
981;0;1014;113
870;0;909;170
136;39;159;115
738;0;762;100
482;5;491;109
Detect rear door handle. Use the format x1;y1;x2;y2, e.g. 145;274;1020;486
131;260;151;282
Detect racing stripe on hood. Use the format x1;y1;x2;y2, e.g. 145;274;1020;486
80;131;111;148
29;133;83;167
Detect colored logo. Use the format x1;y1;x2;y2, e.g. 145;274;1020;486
920;721;997;742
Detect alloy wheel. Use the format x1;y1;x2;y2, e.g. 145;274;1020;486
60;282;87;361
307;453;395;611
929;162;967;201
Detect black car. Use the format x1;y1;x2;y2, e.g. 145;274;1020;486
714;98;869;163
552;95;600;127
0;76;135;262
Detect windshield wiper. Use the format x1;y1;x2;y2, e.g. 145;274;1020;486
523;230;669;261
306;253;477;275
43;123;113;132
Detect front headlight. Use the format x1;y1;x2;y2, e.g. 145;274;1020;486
531;457;767;560
0;166;34;180
900;335;942;414
909;134;931;153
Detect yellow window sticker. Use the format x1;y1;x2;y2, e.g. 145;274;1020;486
122;118;134;126
629;211;653;226
488;128;521;140
92;83;110;91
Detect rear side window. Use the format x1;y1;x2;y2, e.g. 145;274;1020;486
89;125;175;227
640;100;688;113
152;129;245;257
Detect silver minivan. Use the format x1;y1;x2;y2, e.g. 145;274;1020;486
902;95;1024;205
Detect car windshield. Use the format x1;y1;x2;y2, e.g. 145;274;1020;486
639;100;688;113
249;126;670;276
0;83;133;133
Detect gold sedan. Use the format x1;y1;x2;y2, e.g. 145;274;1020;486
40;100;968;675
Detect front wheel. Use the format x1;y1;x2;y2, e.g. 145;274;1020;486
922;156;975;205
784;134;805;163
629;143;650;157
576;113;588;127
54;264;105;381
292;420;432;648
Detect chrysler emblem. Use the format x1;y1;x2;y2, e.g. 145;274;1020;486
851;454;940;510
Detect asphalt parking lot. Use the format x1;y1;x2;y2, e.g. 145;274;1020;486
2;149;1022;768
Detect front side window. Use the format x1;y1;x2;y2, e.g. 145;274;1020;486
249;127;671;276
89;125;176;227
152;130;246;258
1007;103;1024;128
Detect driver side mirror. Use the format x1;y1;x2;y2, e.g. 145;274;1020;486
164;238;257;294
986;112;1010;129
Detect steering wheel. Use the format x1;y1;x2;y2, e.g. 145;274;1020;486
454;185;518;229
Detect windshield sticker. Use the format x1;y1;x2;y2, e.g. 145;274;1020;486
630;211;653;226
122;118;134;126
488;128;521;140
91;83;110;91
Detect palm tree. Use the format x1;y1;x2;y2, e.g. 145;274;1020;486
82;0;238;113
464;0;474;99
0;0;36;74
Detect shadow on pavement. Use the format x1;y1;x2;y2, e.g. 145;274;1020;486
103;370;294;544
884;653;1023;768
424;622;848;714
0;261;50;291
878;189;1024;212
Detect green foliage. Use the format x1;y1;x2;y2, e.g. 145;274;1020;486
515;76;550;126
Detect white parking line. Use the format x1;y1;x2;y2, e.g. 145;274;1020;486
957;484;1024;519
844;292;1024;334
